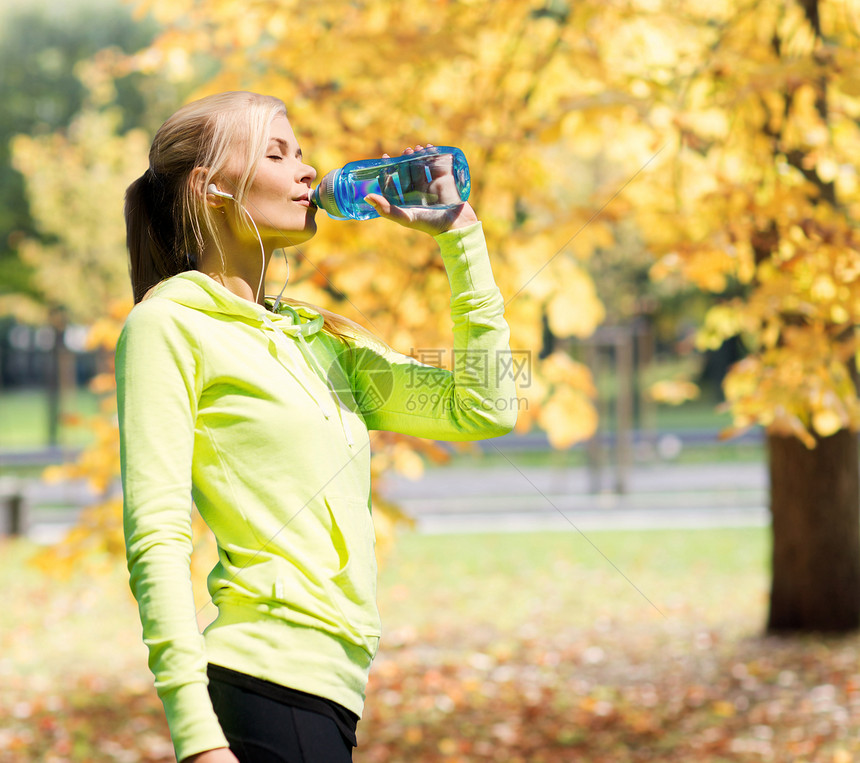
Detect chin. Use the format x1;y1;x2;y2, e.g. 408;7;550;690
293;222;317;245
272;223;316;248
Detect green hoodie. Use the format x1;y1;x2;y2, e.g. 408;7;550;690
116;222;517;761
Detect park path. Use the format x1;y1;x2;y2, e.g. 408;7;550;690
376;460;768;534
3;444;769;541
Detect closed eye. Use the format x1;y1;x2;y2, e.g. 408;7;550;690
267;155;283;161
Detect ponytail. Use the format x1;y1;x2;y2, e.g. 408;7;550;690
125;168;194;304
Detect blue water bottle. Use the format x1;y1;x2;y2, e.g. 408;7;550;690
310;146;471;221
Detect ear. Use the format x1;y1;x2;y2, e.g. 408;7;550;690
189;167;225;209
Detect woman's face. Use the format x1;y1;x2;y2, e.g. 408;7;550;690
233;114;318;247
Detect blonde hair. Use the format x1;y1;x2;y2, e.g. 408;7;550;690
124;91;377;346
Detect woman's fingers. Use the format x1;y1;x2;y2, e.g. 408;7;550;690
366;191;477;235
364;193;408;222
381;143;435;157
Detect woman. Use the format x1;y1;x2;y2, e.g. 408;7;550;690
118;91;517;763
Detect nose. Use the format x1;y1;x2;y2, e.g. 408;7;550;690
300;161;317;184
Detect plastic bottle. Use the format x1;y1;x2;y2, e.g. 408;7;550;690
309;146;471;221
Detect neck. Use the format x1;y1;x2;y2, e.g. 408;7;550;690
198;220;277;306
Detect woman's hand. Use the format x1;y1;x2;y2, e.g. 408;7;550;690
365;145;478;235
182;748;239;763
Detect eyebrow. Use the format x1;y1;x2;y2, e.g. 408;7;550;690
269;137;302;159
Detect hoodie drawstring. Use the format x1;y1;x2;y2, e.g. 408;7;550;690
259;313;355;448
295;332;355;447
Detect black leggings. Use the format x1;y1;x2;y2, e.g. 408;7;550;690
208;675;354;763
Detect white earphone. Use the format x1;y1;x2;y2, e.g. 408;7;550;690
208;183;234;199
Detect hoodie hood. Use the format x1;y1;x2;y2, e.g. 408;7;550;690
148;271;355;447
147;270;325;337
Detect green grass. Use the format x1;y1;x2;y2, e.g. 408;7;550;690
0;388;102;449
653;395;733;430
376;527;770;639
1;527;769;684
433;439;764;471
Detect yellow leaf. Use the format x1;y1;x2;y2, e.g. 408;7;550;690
89;373;116;395
648;380;700;405
712;701;736;718
769;412;816;449
392;443;425;480
545;267;605;338
816;156;839;183
540;352;597;397
812;409;843;438
42;465;69;484
404;727;423;745
437;738;458;755
719;425;751;441
686;247;733;292
810;275;837;302
537;386;598;449
696;304;744;352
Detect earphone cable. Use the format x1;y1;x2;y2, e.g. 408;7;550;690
237;203;266;304
271;248;291;314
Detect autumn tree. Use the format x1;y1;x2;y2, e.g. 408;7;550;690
9;106;148;325
22;0;860;639
604;0;860;631
0;0;184;445
118;0;619;450
18;0;637;579
0;0;160;296
6;91;145;567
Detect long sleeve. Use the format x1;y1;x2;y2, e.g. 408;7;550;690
350;222;518;439
116;300;229;762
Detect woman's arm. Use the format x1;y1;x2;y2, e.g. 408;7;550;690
346;218;519;440
352;153;518;439
116;299;230;762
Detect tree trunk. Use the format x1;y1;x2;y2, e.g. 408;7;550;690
47;310;72;447
768;429;860;633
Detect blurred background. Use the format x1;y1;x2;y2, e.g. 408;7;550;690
2;0;860;760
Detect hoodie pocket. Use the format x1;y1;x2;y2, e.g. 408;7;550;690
324;493;381;639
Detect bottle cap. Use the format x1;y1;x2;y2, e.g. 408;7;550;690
316;169;349;220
